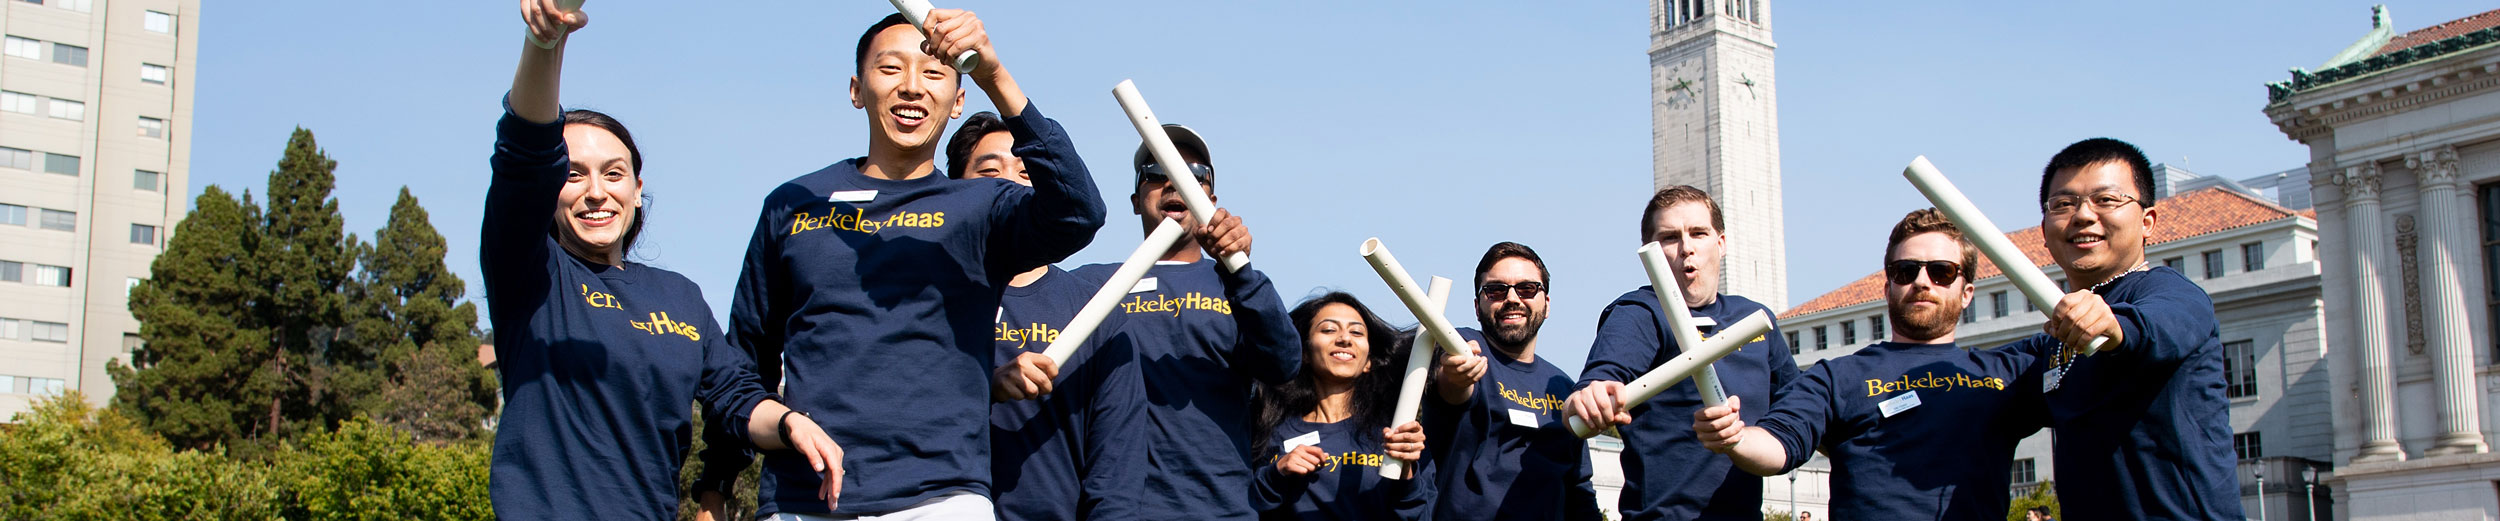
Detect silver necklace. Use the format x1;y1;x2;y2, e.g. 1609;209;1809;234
2044;260;2149;392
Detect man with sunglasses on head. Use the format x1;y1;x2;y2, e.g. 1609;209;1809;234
1421;241;1603;521
1564;186;1797;521
1690;208;2049;519
2012;138;2239;520
1069;125;1299;520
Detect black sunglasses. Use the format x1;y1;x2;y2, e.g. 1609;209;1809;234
1479;281;1546;299
1138;162;1214;186
1884;260;1964;285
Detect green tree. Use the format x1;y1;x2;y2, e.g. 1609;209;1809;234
2008;481;2060;521
254;128;364;438
0;392;283;519
112;186;273;451
349;188;493;441
275;417;492;521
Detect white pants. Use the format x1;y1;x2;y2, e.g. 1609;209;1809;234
765;491;993;521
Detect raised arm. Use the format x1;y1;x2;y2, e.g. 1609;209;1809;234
509;0;584;125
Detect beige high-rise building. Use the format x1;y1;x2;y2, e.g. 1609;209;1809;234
1650;0;1786;310
0;0;199;420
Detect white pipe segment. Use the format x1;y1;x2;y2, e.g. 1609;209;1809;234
1567;311;1772;439
888;0;982;73
1113;80;1250;273
1900;156;2108;356
1038;218;1190;369
1380;276;1452;480
1638;242;1729;408
1361;238;1475;361
526;0;588;50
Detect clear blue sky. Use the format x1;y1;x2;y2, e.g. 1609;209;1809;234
185;1;2489;374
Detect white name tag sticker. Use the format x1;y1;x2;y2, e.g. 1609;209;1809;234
1878;391;1922;418
1508;408;1543;429
1689;314;1717;328
829;189;878;203
1282;430;1322;452
1129;277;1158;294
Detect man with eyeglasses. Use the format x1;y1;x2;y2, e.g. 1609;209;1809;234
1070;124;1299;520
1689;208;2048;519
2016;137;2239;520
1421;241;1603;521
1564;186;1797;521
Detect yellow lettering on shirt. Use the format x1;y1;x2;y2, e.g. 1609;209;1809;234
1863;371;2007;397
1264;450;1388;474
1116;292;1233;317
628;311;703;342
580;284;623;310
1497;381;1566;413
788;207;947;237
995;321;1062;350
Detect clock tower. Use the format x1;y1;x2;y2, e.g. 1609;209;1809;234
1649;0;1785;310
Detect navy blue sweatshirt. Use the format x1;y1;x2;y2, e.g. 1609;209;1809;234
728;103;1105;516
991;266;1147;521
1578;290;1797;521
1753;341;2046;520
1425;328;1602;521
1071;259;1301;520
482;101;777;520
1249;416;1435;521
2013;266;2241;520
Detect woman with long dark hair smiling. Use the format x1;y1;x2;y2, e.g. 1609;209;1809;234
484;2;839;518
1248;292;1434;520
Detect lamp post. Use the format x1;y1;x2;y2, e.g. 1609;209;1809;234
1788;471;1798;520
2303;465;2319;521
2255;466;2268;521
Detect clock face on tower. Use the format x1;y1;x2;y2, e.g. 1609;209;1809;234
1658;58;1701;110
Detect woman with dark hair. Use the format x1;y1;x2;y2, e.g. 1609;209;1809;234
485;2;839;518
1248;292;1435;520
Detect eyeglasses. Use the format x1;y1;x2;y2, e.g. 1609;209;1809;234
1138;162;1214;187
1884;260;1964;285
1479;281;1545;299
2041;191;2143;216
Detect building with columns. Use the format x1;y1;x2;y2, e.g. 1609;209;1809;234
2264;5;2500;519
1650;0;1786;310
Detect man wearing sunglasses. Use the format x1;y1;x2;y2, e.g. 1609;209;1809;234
1421;241;1604;521
2016;138;2239;520
1071;124;1299;520
1689;208;2049;519
1565;186;1798;521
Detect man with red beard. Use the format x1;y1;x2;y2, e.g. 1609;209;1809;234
1420;241;1603;520
1565;186;1797;520
1690;209;2048;520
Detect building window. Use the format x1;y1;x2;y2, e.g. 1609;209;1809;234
0;203;23;226
2234;432;2263;460
1962;303;1976;324
50;43;85;67
2242;242;2266;271
0;261;19;282
129;223;156;245
1869;316;1885;342
2202;250;2226;279
1841;320;1857;345
143;11;174;34
2163;256;2185;271
47;98;82;121
2225;340;2257;398
42;152;76;175
1785;332;1799;355
125;277;141;297
1814;326;1828;351
30;320;69;342
2;36;39;60
1992;291;2010;318
0;319;14;340
0;146;29;170
138;116;164;138
0;91;34;114
32;264;70;287
2011;458;2037;484
37;208;74;231
2482;183;2499;357
140;63;168;85
134;169;161;191
51;0;87;12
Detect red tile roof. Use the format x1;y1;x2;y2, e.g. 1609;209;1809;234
2373;7;2500;57
1782;187;2305;318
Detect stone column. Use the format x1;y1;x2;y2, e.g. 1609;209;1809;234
2345;163;2406;462
2412;147;2488;456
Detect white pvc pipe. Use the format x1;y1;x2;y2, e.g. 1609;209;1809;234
888;0;982;73
1379;276;1451;480
526;0;587;49
1637;242;1728;408
1567;311;1773;438
1113;80;1250;273
1038;218;1190;369
1360;238;1474;360
1900;156;2108;356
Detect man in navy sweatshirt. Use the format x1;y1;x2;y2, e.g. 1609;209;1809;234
1691;208;2048;519
1423;241;1603;521
721;12;1105;519
1071;124;1299;520
2019;138;2241;520
945;111;1147;521
1565;186;1797;520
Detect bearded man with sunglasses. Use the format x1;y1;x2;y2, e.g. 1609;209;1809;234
1565;186;1799;520
1420;241;1604;521
1070;125;1300;520
1689;208;2049;520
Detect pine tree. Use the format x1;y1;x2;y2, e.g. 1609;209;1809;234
253;128;360;438
350;188;494;441
111;186;270;450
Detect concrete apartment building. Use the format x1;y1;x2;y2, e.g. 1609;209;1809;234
0;0;199;420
